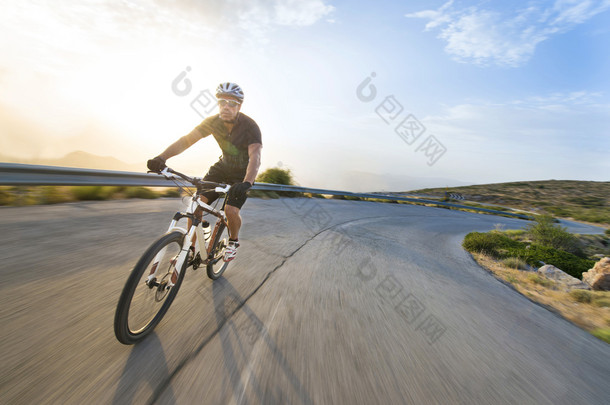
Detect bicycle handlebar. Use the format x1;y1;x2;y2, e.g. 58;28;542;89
157;167;230;191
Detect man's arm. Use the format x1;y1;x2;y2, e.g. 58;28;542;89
158;130;202;160
243;143;262;184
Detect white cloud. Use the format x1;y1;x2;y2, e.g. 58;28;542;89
421;92;610;181
274;0;335;26
406;0;610;67
0;1;335;56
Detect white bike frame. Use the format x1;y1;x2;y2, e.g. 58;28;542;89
146;168;231;286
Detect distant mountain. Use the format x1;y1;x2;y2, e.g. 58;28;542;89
408;180;610;225
0;151;144;173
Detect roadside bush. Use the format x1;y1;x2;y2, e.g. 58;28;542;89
502;257;528;270
72;186;118;201
504;229;526;236
256;167;294;185
523;245;595;278
569;289;592;303
592;298;610;308
527;215;577;251
40;186;73;204
162;188;181;198
505;275;518;284
255;167;300;197
527;273;553;287
0;187;38;205
125;187;159;199
591;328;610;344
0;188;16;205
463;231;594;278
462;232;522;257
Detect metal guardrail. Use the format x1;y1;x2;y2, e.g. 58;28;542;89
0;163;532;220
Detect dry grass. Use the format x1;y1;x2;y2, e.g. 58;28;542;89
472;253;610;335
409;180;610;225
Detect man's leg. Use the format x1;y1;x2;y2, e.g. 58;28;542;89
223;204;242;262
223;183;248;261
225;204;242;240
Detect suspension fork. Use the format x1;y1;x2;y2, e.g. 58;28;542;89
168;222;199;284
146;212;192;283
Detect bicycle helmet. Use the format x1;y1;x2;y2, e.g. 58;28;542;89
215;82;244;102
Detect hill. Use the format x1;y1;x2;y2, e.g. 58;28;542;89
408;180;610;226
0;151;144;173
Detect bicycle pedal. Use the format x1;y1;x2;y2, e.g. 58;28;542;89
190;253;202;270
145;277;159;288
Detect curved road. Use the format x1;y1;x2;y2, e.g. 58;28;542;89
0;198;608;404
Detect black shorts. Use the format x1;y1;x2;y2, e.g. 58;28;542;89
200;160;248;209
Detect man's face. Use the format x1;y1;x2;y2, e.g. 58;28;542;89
218;96;241;123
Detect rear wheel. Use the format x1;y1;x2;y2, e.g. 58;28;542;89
114;231;188;344
206;222;230;280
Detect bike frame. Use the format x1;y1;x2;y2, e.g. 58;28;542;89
146;168;231;285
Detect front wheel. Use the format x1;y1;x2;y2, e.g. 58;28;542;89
206;222;230;280
114;231;188;344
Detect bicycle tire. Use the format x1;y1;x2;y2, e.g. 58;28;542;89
114;231;188;344
206;222;230;280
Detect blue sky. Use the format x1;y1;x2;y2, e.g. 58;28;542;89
1;0;608;191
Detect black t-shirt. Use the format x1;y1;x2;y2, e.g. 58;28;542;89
192;113;262;168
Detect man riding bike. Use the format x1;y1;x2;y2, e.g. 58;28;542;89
147;82;262;262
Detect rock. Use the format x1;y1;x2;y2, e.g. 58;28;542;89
538;265;591;291
582;257;610;291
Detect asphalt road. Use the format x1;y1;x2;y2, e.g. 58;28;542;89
0;198;608;404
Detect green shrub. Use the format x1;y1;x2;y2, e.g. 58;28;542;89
125;187;159;199
591;328;610;344
569;289;592;303
255;167;299;197
576;211;610;224
523;245;595;278
163;188;181;198
464;230;594;278
1;187;37;206
506;275;518;284
527;273;553;287
502;257;528;270
463;232;522;257
72;186;118;201
256;167;294;185
545;206;571;217
504;229;526;237
605;229;610;237
567;197;605;207
592;298;610;308
40;186;73;204
0;188;16;205
527;215;577;251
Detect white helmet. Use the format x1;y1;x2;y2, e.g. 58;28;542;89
215;82;244;101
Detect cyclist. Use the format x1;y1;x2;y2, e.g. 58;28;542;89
147;82;262;262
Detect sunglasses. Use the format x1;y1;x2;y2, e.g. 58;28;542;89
218;99;241;107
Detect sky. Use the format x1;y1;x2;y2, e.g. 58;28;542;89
1;0;609;192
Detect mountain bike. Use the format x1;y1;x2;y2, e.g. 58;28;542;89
114;167;233;344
